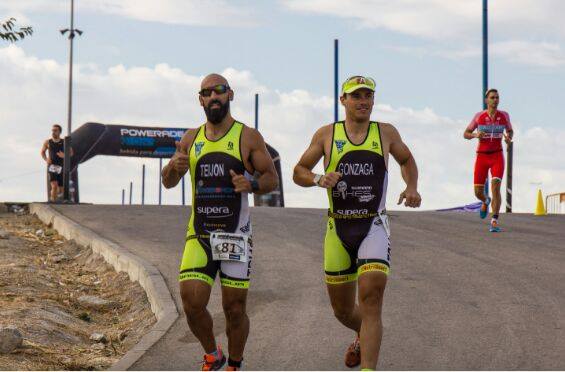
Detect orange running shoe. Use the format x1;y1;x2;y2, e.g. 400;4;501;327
201;346;226;371
345;336;361;368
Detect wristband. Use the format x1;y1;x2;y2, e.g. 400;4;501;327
313;174;323;186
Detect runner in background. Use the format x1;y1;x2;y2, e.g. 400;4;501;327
464;89;513;232
40;124;67;202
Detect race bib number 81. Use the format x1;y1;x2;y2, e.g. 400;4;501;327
210;232;249;263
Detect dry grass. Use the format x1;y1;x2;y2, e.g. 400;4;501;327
0;211;156;370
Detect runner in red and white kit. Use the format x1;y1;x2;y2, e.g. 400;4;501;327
464;89;513;232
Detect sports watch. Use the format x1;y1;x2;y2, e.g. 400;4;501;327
251;180;260;193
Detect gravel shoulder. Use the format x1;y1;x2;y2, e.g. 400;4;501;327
0;208;156;370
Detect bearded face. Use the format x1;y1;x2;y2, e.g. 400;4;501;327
204;98;230;125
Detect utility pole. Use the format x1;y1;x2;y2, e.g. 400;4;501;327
506;140;513;212
129;182;133;205
334;39;339;122
255;94;259;130
60;0;82;203
482;0;488;111
159;158;162;205
141;164;145;205
482;0;490;199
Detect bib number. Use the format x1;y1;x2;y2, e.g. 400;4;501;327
210;232;249;263
48;165;62;174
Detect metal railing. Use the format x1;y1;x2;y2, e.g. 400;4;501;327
546;192;565;214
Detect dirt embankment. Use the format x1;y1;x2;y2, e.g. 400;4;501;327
0;208;156;370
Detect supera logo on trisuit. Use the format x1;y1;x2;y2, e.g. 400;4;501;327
196;206;232;218
336;209;369;216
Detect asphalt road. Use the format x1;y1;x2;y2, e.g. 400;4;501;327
51;205;565;370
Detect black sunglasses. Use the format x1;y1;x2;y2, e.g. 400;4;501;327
199;84;230;97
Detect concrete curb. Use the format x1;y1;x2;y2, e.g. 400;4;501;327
30;203;179;371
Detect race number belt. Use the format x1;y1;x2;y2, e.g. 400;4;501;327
328;210;379;220
328;210;391;236
48;165;62;174
210;232;249;263
186;233;253;244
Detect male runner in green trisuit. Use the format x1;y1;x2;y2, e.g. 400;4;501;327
293;76;421;370
162;74;278;371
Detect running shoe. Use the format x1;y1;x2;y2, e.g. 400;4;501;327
489;219;501;233
201;347;226;371
479;197;491;219
345;336;361;368
226;359;243;371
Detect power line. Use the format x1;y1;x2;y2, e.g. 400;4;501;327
0;170;43;182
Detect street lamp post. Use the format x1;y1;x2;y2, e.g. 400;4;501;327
60;0;82;202
334;39;339;122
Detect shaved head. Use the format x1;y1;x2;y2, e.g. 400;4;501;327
198;73;233;125
201;73;229;89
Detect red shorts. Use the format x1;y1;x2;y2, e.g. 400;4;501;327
474;151;504;186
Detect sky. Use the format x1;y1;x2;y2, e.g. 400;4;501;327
1;0;564;212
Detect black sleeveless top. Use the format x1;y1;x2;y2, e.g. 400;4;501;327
48;139;64;166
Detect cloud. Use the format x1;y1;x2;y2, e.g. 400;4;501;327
1;45;563;212
386;40;565;68
282;0;477;41
282;0;565;68
282;0;565;40
492;41;565;67
0;0;258;27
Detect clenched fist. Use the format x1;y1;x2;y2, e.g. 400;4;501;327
318;172;342;189
230;170;252;193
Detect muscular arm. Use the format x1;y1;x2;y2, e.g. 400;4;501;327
162;129;196;189
382;123;421;207
293;126;327;187
246;129;279;194
41;140;49;162
464;114;482;139
464;128;478;139
464;127;484;140
386;124;418;189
